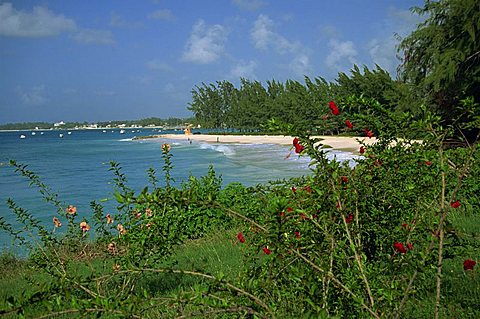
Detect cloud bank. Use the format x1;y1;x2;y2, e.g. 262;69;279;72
182;20;228;64
0;2;76;37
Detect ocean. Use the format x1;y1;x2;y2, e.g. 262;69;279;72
0;129;359;252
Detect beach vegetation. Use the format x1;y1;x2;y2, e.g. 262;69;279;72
1;0;480;317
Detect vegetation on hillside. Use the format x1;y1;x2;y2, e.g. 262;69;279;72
0;117;194;131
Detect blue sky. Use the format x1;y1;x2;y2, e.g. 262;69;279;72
0;0;424;124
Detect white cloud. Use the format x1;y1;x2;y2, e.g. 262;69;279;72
251;14;299;53
251;14;311;75
290;53;310;77
94;90;116;96
251;14;275;50
163;83;175;93
232;0;266;11
368;38;398;74
146;59;173;72
63;88;78;95
326;39;358;71
0;2;76;37
181;20;228;64
109;12;143;28
130;75;152;85
18;85;47;105
148;9;175;21
72;28;115;45
366;7;424;75
229;60;257;79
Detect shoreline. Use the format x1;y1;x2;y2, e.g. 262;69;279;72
152;134;377;153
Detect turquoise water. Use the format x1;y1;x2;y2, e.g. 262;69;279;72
0;129;358;251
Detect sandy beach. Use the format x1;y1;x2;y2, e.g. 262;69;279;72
156;134;377;152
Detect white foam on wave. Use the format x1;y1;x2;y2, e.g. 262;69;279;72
198;143;235;156
118;138;134;142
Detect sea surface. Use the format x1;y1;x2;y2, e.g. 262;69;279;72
0;129;359;252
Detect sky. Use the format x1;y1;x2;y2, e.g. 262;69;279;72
0;0;424;124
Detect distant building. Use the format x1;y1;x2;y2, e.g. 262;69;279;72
54;121;65;127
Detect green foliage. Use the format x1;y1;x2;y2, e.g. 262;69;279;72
398;0;480;138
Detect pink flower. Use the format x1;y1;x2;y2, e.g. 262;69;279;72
80;221;90;232
53;217;61;228
66;205;77;215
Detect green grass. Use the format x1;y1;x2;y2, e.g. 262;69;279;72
0;229;245;318
1;215;479;318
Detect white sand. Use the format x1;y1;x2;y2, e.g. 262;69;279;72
158;134;377;152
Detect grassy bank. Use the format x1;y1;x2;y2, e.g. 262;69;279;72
1;128;479;318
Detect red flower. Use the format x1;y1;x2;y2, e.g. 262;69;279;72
294;143;305;153
300;213;309;220
402;223;409;229
365;129;374;138
302;185;312;193
345;214;353;224
407;243;413;251
345;120;353;129
328;101;340;115
463;259;476;271
451;200;461;208
295;231;301;239
287;207;294;213
394;241;407;254
237;232;245;243
262;247;271;255
341;176;348;183
293;137;300;146
279;211;285;218
425;161;432;166
359;146;365;154
291;187;297;194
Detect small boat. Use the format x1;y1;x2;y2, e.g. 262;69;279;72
40;132;44;135
67;131;72;135
20;135;26;139
59;134;64;138
102;130;107;133
31;132;36;135
119;130;125;134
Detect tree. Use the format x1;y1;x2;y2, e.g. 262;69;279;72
398;0;480;136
